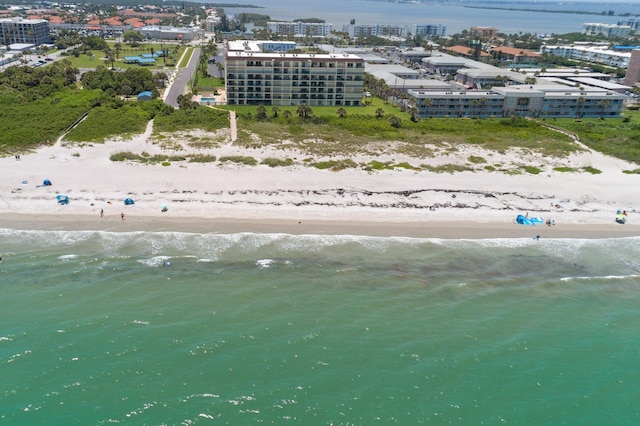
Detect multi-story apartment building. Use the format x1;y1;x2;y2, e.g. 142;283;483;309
267;21;333;37
409;85;625;119
342;24;409;38
618;18;640;30
583;23;631;38
225;51;365;106
541;44;631;68
0;17;51;45
469;26;498;40
411;24;446;38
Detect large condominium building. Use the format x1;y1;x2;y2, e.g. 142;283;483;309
411;24;446;38
583;23;631;38
541;44;631;68
225;51;365;106
267;21;333;37
342;24;408;38
139;25;204;41
0;17;51;45
409;86;625;119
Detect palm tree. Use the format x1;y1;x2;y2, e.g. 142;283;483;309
598;99;611;119
408;106;419;122
283;110;292;119
256;104;267;120
336;107;347;118
389;115;401;128
296;104;313;118
271;105;280;118
375;108;385;119
576;96;585;118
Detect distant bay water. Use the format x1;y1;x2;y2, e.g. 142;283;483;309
213;0;640;35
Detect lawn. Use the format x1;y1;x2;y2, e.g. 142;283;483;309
62;42;184;70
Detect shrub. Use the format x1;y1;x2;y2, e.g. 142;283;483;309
261;157;293;167
582;166;602;174
188;154;217;163
523;166;542;174
219;155;258;165
467;155;486;164
312;159;357;171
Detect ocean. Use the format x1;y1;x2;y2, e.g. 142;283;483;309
1;229;640;424
218;0;640;35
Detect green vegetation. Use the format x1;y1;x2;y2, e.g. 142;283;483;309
262;157;294;167
312;159;358;171
522;166;542;174
219;156;258;166
467;155;486;164
221;109;578;159
178;48;193;68
553;166;577;173
421;164;475;173
549;111;640;165
62;42;183;70
582;166;602;174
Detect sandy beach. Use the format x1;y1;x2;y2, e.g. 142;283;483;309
2;123;640;239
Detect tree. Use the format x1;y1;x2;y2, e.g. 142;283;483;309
123;30;144;46
271;105;280;118
283;110;292;119
388;116;401;128
336;107;347;118
296;104;313;118
598;99;611;118
408;106;419;122
256;104;267;120
375;108;385;119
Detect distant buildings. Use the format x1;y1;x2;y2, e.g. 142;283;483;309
227;40;296;53
541;44;631;68
0;17;51;45
583;23;631;38
267;21;333;37
139;25;204;41
342;24;445;38
470;26;498;40
225;43;365;106
406;53;626;119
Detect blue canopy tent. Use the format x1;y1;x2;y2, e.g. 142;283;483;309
124;198;135;205
56;194;69;205
43;179;52;186
515;214;544;225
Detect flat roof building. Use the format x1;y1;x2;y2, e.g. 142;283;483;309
0;17;51;45
267;21;332;37
225;51;365;106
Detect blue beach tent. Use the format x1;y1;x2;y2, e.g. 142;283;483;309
43;179;52;186
124;198;135;205
56;194;69;205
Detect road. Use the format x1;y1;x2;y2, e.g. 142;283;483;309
164;47;200;108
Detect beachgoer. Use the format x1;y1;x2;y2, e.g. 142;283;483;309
121;212;125;220
100;209;104;218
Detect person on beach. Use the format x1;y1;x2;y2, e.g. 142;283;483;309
100;209;104;218
121;212;125;220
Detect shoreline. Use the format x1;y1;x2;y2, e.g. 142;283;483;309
2;127;640;240
1;213;639;239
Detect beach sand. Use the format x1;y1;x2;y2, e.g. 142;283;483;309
2;125;639;239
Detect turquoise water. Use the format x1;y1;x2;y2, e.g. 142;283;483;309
1;229;640;424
